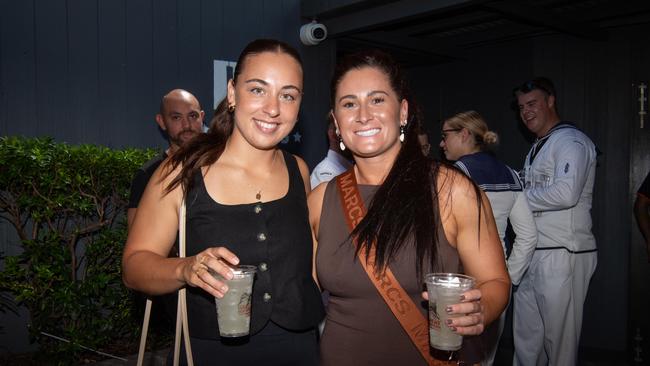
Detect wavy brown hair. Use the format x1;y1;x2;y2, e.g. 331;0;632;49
162;39;302;195
330;49;482;280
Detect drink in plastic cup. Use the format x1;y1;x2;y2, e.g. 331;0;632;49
424;273;475;351
212;265;257;337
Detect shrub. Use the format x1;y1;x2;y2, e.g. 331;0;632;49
0;136;158;364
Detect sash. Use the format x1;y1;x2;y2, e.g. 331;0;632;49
336;169;442;366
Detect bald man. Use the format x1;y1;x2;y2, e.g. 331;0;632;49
127;89;204;228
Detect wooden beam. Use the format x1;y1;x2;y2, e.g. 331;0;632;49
348;31;468;60
320;0;486;37
397;11;498;37
483;0;605;40
301;0;394;19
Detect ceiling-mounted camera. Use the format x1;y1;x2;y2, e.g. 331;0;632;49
300;21;328;46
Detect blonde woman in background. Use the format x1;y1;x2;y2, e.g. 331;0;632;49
440;110;537;366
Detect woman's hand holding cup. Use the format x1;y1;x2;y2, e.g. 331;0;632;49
444;288;484;335
184;247;239;298
421;287;484;336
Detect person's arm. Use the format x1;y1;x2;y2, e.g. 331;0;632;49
438;167;510;335
506;192;538;285
122;164;239;298
310;164;323;190
307;182;327;288
634;192;650;260
310;160;336;190
526;137;594;211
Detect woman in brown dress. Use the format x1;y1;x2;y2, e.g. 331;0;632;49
308;49;510;365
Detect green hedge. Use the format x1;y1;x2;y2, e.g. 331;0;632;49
0;136;158;364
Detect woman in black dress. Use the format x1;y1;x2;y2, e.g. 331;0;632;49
123;39;324;365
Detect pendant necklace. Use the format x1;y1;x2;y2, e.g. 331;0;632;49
252;150;278;202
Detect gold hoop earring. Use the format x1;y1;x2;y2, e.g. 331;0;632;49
228;104;235;113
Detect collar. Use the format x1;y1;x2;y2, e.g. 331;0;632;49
327;149;353;168
535;121;577;143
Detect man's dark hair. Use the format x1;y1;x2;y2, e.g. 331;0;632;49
513;77;556;97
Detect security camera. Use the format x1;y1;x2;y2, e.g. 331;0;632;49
300;21;328;46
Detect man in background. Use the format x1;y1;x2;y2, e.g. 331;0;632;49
126;89;204;334
513;77;598;366
128;89;204;228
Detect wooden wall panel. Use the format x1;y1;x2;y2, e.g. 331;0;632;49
1;0;37;137
68;0;99;145
198;0;224;112
34;0;69;141
628;23;650;358
262;0;285;40
574;36;631;352
125;0;157;148
283;0;301;41
96;0;127;148
222;1;252;61
152;0;179;106
177;0;203;98
0;0;5;134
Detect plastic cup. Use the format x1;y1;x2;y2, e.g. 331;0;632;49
424;273;475;351
212;265;257;337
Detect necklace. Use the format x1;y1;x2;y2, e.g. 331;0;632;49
251;150;279;202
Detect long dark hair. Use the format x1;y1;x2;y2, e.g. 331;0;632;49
330;49;480;280
162;39;302;195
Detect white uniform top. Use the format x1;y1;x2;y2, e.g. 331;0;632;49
455;152;537;285
522;122;597;252
310;149;352;189
485;190;537;285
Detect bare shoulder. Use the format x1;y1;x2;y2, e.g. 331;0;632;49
435;164;477;201
149;159;183;199
292;153;311;194
307;181;328;233
293;154;310;176
435;164;481;247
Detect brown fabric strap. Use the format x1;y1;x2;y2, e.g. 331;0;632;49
336;169;440;366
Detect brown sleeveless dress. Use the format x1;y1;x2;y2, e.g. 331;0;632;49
316;181;482;365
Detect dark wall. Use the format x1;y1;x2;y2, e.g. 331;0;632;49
0;0;332;169
409;28;644;353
